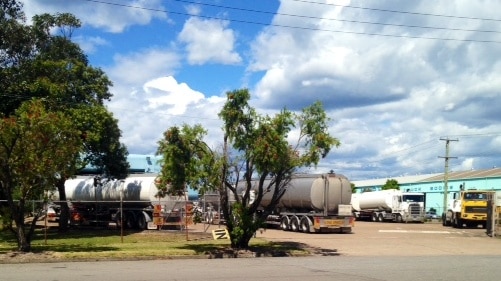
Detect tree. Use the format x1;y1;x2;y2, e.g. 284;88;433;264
381;179;399;190
157;88;340;248
0;2;129;232
0;100;82;251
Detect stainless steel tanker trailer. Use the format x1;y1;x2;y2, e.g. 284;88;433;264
56;174;189;229
254;173;354;233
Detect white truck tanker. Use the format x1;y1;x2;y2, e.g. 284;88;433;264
57;174;188;229
254;173;354;233
351;189;425;223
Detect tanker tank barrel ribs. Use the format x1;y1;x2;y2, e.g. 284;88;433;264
53;175;190;230
250;173;354;234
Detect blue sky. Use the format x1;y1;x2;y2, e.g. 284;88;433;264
22;0;501;180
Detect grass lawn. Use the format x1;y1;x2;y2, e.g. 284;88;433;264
0;224;309;263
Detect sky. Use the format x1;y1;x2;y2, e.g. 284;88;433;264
21;0;501;181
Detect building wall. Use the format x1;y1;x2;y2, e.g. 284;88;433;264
360;177;501;215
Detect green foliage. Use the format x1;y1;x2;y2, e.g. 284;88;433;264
381;179;400;190
158;88;341;249
0;100;82;251
156;124;217;196
0;2;129;244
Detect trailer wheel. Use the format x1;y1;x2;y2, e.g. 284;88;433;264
371;214;378;222
290;216;300;232
377;213;384;222
115;212;123;228
125;211;136;229
136;212;147;230
204;212;214;224
300;216;312;233
280;216;290;231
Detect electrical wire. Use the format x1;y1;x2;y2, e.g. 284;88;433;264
80;0;501;43
171;0;501;34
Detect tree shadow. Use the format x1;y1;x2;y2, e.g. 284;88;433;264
177;241;337;258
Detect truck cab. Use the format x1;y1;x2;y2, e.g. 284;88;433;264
443;190;493;228
401;193;426;222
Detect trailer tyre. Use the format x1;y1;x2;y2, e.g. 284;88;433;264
300;216;312;233
280;216;290;231
290;216;300;232
371;214;378;222
115;212;123;228
125;212;136;229
136;212;147;230
378;213;384;222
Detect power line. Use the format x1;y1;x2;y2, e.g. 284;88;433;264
80;0;501;43
171;0;501;35
292;0;501;22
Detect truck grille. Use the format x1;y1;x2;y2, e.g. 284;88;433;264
409;204;421;215
465;206;487;213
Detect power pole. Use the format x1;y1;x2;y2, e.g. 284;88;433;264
439;137;458;216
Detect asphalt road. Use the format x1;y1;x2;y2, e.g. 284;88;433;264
1;221;501;281
1;255;501;281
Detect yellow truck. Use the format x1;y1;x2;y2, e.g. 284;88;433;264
443;190;495;229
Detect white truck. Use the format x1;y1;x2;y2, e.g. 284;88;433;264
55;174;189;229
254;173;354;233
351;189;425;223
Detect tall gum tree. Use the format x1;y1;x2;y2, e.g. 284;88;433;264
0;2;129;232
157;88;340;248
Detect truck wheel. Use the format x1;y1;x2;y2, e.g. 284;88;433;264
395;214;403;223
280;216;290;231
290;216;300;232
300;217;312;233
371;214;378;222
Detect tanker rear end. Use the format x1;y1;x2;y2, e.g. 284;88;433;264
262;173;354;233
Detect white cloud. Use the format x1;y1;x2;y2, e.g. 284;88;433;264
20;0;501;180
74;36;108;54
143;76;204;115
178;17;242;65
107;75;225;154
106;48;181;86
24;0;168;33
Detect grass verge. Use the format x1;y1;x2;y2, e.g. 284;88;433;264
0;225;310;263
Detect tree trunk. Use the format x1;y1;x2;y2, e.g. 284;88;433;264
13;209;31;252
56;178;69;232
231;229;255;249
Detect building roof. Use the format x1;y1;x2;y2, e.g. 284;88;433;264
352;173;441;187
418;167;501;182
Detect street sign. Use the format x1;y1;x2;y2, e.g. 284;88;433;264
212;228;230;240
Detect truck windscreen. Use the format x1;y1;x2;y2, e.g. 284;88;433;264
403;194;424;202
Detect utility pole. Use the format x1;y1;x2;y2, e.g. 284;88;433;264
438;137;458;217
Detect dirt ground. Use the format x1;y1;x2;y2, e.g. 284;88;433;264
250;220;501;256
